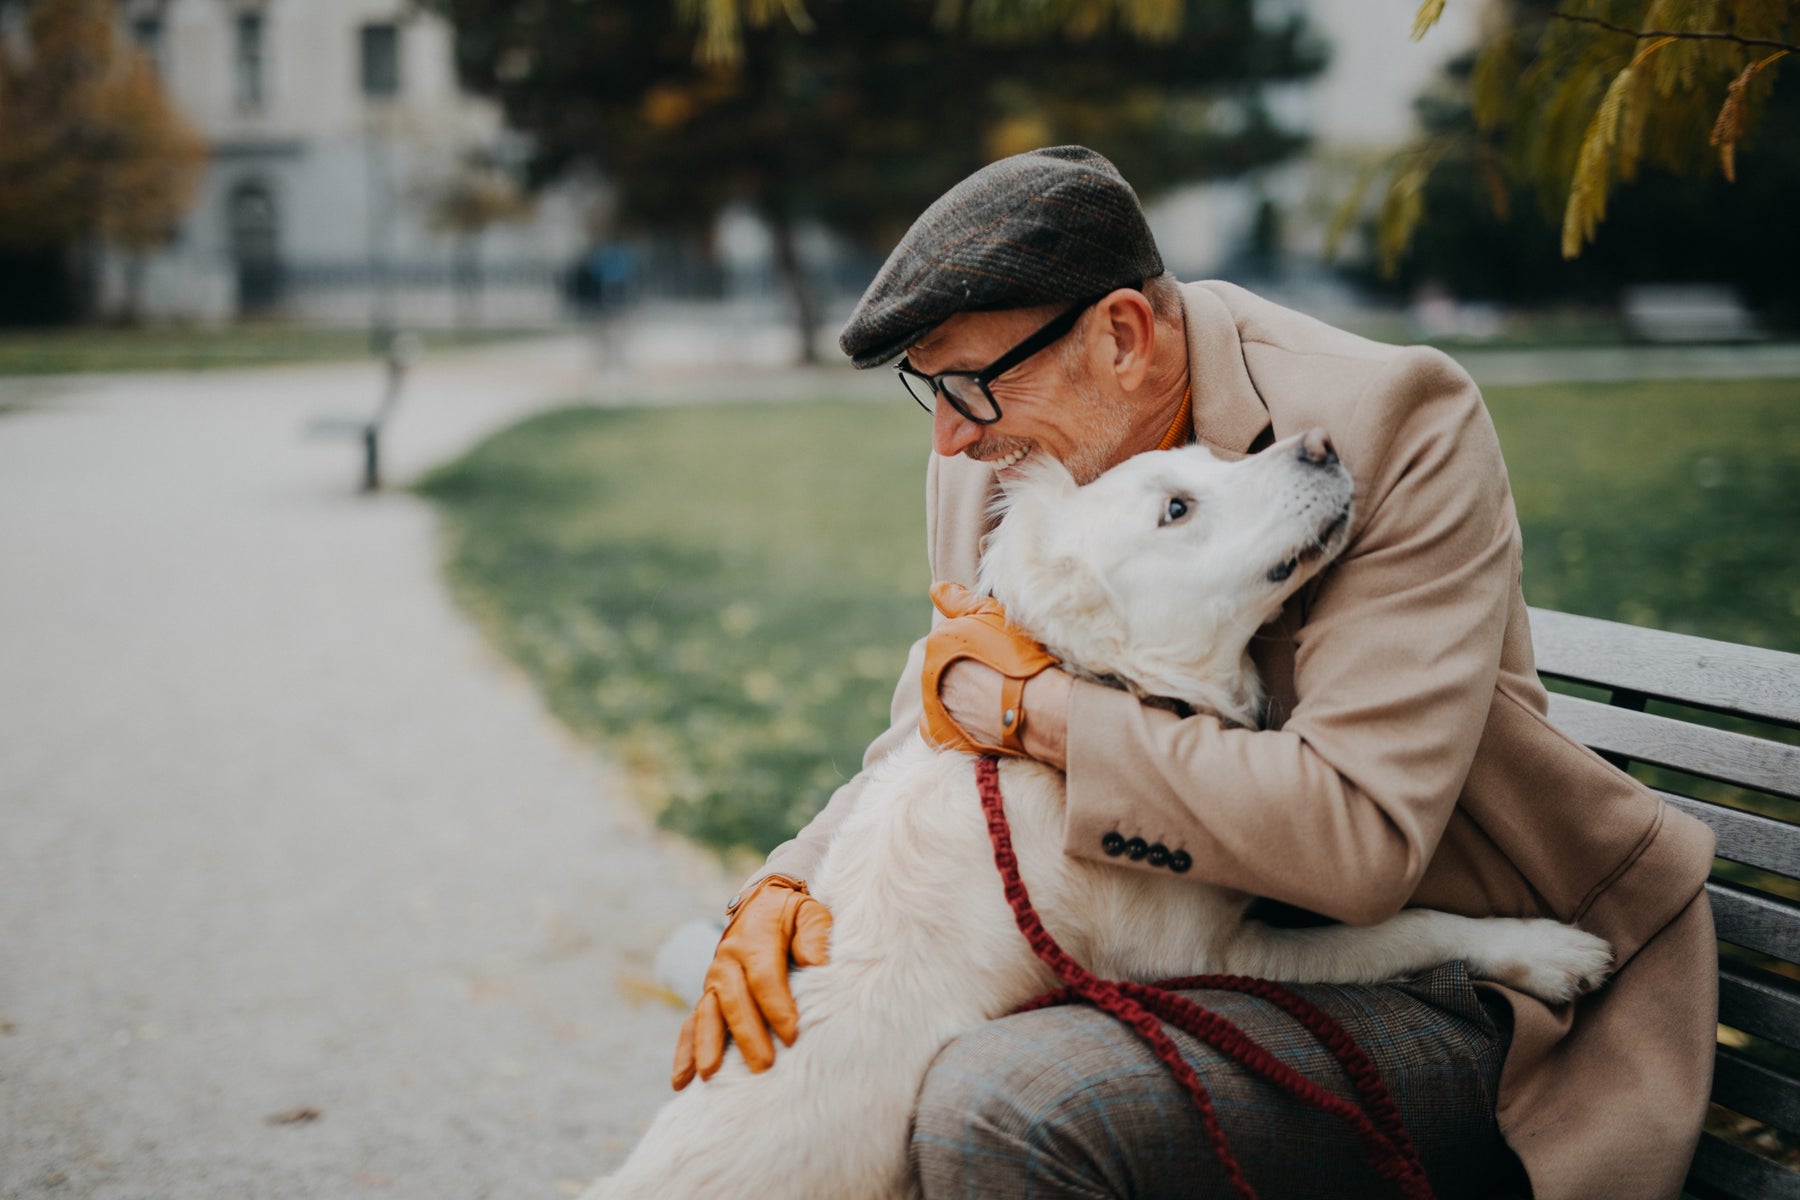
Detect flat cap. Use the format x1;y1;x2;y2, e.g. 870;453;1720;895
839;146;1163;368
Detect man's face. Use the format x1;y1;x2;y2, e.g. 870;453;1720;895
905;307;1134;486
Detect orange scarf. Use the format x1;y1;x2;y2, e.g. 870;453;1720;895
1154;385;1194;451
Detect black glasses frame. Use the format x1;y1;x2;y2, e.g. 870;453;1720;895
895;296;1102;426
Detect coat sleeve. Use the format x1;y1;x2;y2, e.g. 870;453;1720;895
1062;348;1516;925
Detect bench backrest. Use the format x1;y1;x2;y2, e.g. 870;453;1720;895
1529;608;1800;1200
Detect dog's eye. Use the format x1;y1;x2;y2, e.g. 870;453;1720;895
1160;496;1193;527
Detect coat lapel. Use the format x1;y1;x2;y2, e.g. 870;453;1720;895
1179;282;1271;460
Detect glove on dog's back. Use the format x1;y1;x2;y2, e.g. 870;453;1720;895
672;874;832;1089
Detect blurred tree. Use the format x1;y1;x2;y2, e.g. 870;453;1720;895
422;150;536;329
1348;37;1800;327
0;0;207;322
1355;0;1796;272
681;0;1195;64
425;0;1323;361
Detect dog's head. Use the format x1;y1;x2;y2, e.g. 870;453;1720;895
976;432;1354;726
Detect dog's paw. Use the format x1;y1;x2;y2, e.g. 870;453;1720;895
1469;919;1614;1005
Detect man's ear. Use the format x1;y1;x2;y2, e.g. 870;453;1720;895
1094;287;1155;393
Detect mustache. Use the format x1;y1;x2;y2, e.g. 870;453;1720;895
969;437;1031;462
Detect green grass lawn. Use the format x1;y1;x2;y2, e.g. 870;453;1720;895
0;325;538;375
416;401;935;866
417;377;1799;862
1491;378;1799;652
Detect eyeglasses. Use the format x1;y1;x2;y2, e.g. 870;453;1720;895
894;297;1099;426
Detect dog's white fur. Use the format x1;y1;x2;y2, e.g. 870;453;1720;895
588;436;1613;1200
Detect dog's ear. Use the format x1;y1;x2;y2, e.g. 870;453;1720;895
1046;553;1115;621
1030;551;1131;672
991;540;1123;661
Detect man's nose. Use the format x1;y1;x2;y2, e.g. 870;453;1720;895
933;398;982;458
1297;427;1337;467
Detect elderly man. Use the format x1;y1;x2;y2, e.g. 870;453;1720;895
672;147;1716;1198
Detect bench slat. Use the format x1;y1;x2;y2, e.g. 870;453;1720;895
1685;1133;1800;1199
1530;608;1800;725
1545;693;1800;801
1709;883;1800;965
1662;793;1800;879
1720;963;1800;1052
1715;1044;1800;1135
1528;609;1800;1200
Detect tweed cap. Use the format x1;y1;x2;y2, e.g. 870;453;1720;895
839;146;1163;368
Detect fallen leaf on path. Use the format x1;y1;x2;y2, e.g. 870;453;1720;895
264;1107;322;1125
616;973;685;1010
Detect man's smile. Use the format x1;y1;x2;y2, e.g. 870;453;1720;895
972;440;1033;476
989;445;1030;473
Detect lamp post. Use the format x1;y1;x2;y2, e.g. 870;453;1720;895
363;111;397;356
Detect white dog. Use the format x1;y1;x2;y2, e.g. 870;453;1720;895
589;433;1612;1200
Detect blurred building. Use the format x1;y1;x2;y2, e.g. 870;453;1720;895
106;0;592;327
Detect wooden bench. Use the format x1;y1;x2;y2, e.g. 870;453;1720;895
1529;608;1800;1199
302;330;419;491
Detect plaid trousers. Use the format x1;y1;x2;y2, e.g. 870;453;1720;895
910;961;1526;1199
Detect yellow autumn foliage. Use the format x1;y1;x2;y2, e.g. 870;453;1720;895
1399;0;1795;264
0;0;206;255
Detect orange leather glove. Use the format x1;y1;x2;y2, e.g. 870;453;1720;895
921;581;1060;756
671;873;832;1089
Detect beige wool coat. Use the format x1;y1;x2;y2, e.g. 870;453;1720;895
761;279;1718;1199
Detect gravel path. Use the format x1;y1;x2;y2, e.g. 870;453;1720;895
0;339;754;1200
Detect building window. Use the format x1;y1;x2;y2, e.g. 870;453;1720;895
234;12;265;111
130;16;163;75
360;23;399;99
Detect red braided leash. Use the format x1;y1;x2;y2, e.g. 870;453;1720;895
976;755;1436;1200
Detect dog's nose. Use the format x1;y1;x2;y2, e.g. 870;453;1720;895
1298;427;1336;467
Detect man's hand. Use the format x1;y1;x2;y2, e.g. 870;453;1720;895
922;582;1066;759
941;660;1074;768
671;874;832;1090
